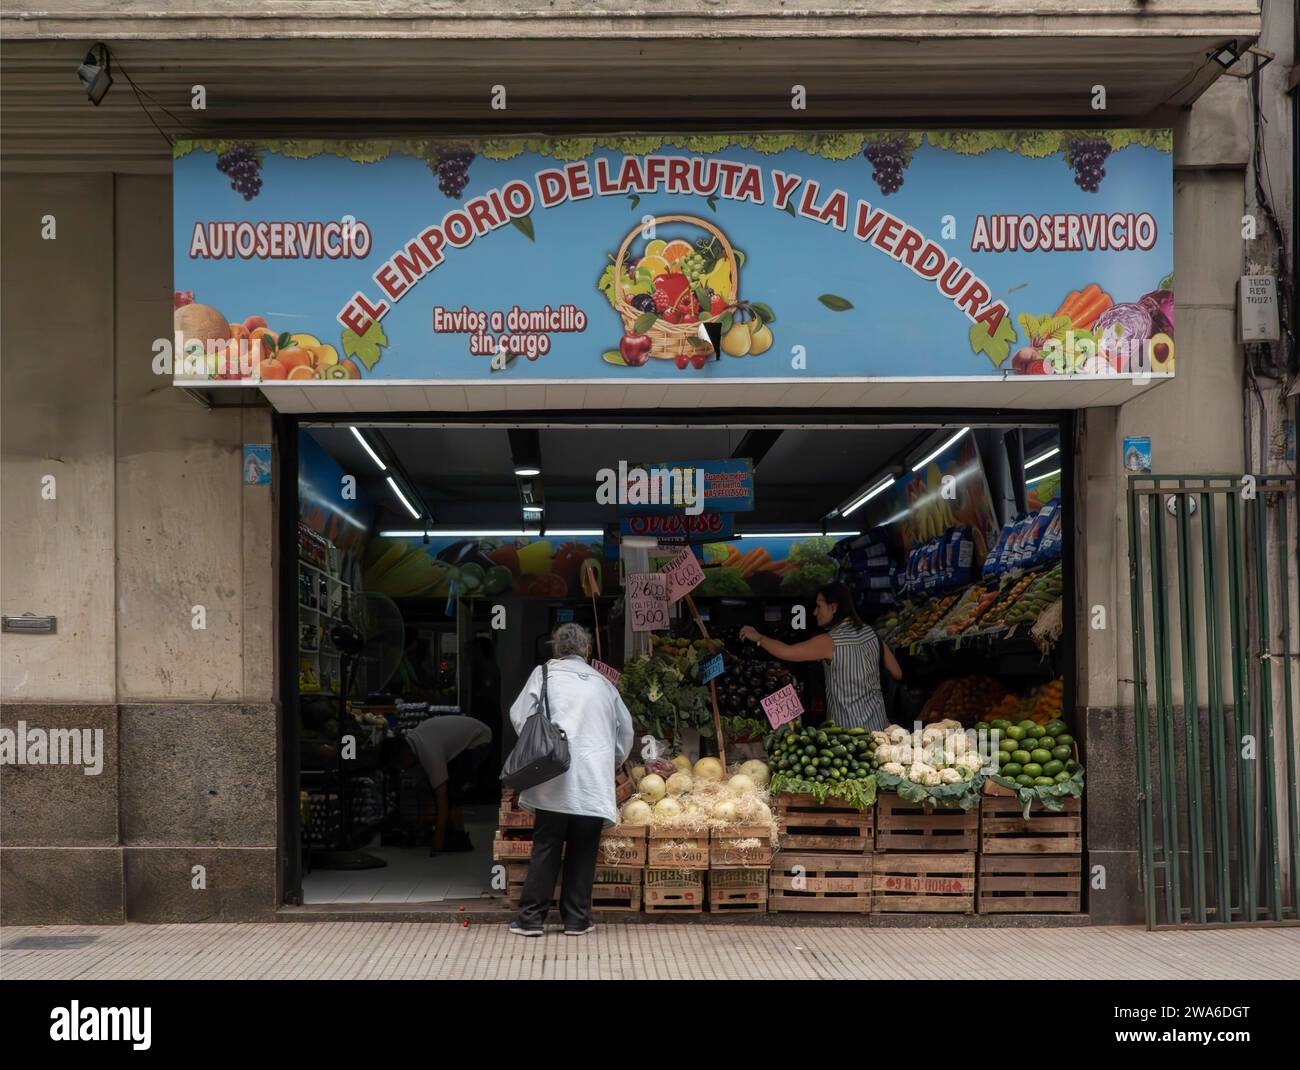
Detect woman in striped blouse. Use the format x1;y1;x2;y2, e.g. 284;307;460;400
739;581;902;732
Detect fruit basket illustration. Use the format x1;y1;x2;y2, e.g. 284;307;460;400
612;214;740;362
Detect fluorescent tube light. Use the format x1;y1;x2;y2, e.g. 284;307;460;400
1024;446;1060;470
380;529;602;538
737;531;860;539
386;476;420;519
1026;468;1061;486
842;475;896;517
350;426;387;471
911;427;969;472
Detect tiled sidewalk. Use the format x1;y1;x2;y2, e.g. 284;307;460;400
3;922;1297;980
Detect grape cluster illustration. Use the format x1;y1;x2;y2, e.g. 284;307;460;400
216;143;263;201
434;149;476;199
1067;138;1113;193
863;138;911;196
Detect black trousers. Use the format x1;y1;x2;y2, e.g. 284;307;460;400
515;809;605;929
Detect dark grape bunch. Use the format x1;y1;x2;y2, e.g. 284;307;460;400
629;292;657;314
863;138;911;196
216;143;263;201
1067;138;1112;193
434;149;475;199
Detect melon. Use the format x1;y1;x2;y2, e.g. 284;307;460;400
653;797;683;819
711;800;739;823
665;771;693;796
670;754;692;772
637;773;666;803
728;773;757;794
621;799;653;825
630;765;647;784
174;303;231;352
692;757;724;782
738;759;770;786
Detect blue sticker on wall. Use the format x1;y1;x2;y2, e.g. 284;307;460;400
243;444;272;485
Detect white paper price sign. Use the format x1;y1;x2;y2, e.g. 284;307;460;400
628;573;669;632
760;682;804;729
661;547;705;603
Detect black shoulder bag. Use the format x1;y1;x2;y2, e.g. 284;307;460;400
500;663;571;790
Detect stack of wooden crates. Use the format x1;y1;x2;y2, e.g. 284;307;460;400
977;785;1082;914
769;793;874;913
872;793;978;914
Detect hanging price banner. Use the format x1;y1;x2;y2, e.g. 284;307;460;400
760;682;804;729
661;547;705;603
628;573;668;632
592;659;621;686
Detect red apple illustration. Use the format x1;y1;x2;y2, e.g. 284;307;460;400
619;333;652;366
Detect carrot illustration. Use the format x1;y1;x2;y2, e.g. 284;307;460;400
1055;284;1113;330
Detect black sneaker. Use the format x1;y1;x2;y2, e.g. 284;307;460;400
563;923;595;936
510;921;544;938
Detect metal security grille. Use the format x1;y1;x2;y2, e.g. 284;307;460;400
1128;474;1299;928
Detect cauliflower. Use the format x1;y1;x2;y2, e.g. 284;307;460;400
922;770;942;786
939;768;962;784
956;753;983;773
875;744;897;763
896;747;915;766
882;761;906;777
886;725;910;744
921;726;945;742
871;731;889;746
908;762;933;783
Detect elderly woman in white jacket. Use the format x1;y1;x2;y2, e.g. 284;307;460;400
509;622;634;937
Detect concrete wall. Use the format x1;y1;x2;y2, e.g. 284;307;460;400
0;174;280;924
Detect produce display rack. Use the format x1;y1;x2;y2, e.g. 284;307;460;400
492;828;535;861
643;868;705;913
871;852;976;914
768;851;873;913
774;792;874;853
874;793;979;853
977;854;1082;914
706;868;768;913
709;825;775;868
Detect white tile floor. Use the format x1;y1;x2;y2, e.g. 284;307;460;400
302;807;499;904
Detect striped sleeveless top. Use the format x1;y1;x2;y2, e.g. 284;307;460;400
822;620;889;732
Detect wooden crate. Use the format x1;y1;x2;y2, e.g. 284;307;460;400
874;793;979;853
598;824;648;867
707;868;768;913
647;827;709;869
768;851;872;913
643;868;705;913
710;825;776;868
615;768;635;805
492;829;534;861
774;792;874;853
504;865;644;912
978;854;1082;914
871;853;976;913
980;796;1082;854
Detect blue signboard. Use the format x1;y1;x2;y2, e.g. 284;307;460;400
701;653;726;685
173;131;1173;385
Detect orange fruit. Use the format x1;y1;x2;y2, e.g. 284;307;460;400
278;347;312;371
287;365;315;380
661;240;693;265
338;359;361;379
638;255;670;279
312;344;339;367
259;359;288;380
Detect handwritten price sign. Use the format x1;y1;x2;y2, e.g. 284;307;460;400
661;547;705;603
760;682;804;729
700;653;725;685
592;659;621;686
628;573;668;632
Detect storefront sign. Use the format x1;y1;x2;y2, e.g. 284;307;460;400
616;459;754;514
620;512;734;541
172;131;1172;386
628;573;669;632
592;660;621;686
661;548;706;603
761;682;804;729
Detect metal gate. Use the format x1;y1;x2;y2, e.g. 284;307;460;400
1127;474;1299;928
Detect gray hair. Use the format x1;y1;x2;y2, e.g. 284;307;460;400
551;622;592;660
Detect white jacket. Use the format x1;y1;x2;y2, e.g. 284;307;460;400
509;656;635;827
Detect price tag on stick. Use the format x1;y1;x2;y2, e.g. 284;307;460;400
628;572;669;632
761;682;804;729
592;659;621;686
661;547;705;603
700;653;725;685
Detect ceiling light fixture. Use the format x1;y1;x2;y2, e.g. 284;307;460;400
77;44;113;106
1026;468;1062;486
1024;446;1060;470
380;528;602;538
911;427;969;472
513;465;541;477
385;476;420;520
737;531;860;539
841;475;897;517
350;426;387;471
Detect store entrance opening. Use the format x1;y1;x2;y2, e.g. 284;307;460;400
286;417;1073;910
